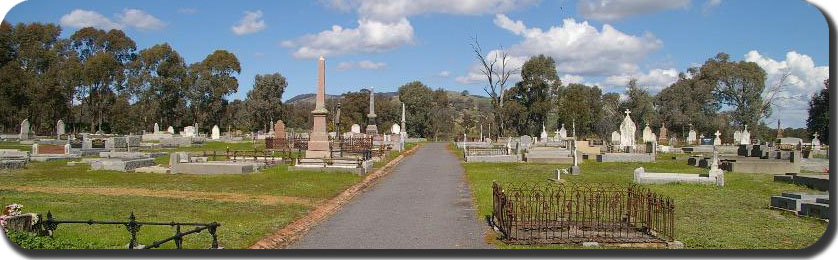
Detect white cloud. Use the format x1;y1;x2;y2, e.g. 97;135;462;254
604;68;680;93
438;70;451;77
284;18;414;59
562;74;585;84
336;61;354;71
702;0;722;14
60;9;166;31
334;60;388;70
744;50;828;127
358;60;387;69
60;9;123;30
117;9;167;31
577;0;690;21
232;10;266;36
324;0;538;21
458;15;662;84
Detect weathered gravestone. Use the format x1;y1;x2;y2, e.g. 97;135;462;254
391;123;400;134
167;126;175;134
274;120;286;139
739;125;751;145
154;123;160;134
350;124;361;134
558;124;567;140
611;131;621;145
713;130;722;146
182;126;196;137
687;128;697;145
211;125;220;140
619;110;636;149
520;135;533;151
19;119;30;140
56;120;65;136
658;123;668;143
642;123;654;143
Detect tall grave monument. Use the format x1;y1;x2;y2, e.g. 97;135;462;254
619;109;636;151
306;56;331;158
365;87;378;135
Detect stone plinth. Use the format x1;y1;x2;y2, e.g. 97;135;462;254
306;56;331;158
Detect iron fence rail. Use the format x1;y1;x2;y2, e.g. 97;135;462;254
36;212;220;249
491;182;674;245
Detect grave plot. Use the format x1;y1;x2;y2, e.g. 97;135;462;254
490;182;678;248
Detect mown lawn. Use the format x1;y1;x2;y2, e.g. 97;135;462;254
0;190;309;249
1;140;420;249
453;144;828;249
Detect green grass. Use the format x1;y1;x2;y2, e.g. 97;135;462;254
0;141;31;152
454;143;828;249
2;140;416;249
4;160;362;199
1;190;309;249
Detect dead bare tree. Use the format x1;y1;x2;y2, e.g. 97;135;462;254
470;37;518;138
759;71;793;122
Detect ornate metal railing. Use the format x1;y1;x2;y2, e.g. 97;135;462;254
491;182;674;245
35;212;221;249
465;147;508;157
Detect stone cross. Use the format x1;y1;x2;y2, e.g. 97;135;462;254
714;130;722;146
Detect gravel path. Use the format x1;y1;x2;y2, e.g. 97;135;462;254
291;143;492;249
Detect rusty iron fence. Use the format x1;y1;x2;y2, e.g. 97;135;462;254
331;137;374;159
35;212;220;249
491;182;674;245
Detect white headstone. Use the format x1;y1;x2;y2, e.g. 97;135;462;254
739;125;751;145
733;130;741;144
520;135;533;151
812;132;821;150
56;120;65;136
642;123;654;143
669;136;678;146
619;110;636;148
167;126;175;134
558;124;567;140
211;125;220;140
154;123;160;134
714;130;722;146
64;143;71;154
31;143;39;155
687;129;697;145
182;126;196;137
350;124;361;134
19;119;30;140
611;131;621;145
391;123;400;134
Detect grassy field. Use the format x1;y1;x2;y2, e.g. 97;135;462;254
1;140;418;249
453;144;828;249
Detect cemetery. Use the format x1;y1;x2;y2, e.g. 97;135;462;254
0;1;830;251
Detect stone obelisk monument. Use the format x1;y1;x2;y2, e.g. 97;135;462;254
306;56;331;158
365;87;378;135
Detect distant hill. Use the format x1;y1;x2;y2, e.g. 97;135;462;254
286;91;399;105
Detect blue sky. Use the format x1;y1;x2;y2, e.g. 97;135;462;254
1;0;830;127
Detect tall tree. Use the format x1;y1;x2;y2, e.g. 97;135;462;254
555;83;604;138
701;53;767;131
70;27;136;132
655;69;720;139
128;43;189;130
505;55;561;136
806;79;829;144
188;50;240;130
620;79;658;128
245;73;287;131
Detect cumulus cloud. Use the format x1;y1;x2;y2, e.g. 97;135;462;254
561;74;586;84
744;50;828;127
334;60;388;70
702;0;722;14
458;14;662;84
604;68;680;93
283;18;414;59
324;0;538;21
60;9;166;31
117;9;167;31
232;10;266;36
438;70;451;77
60;9;124;30
578;0;690;21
